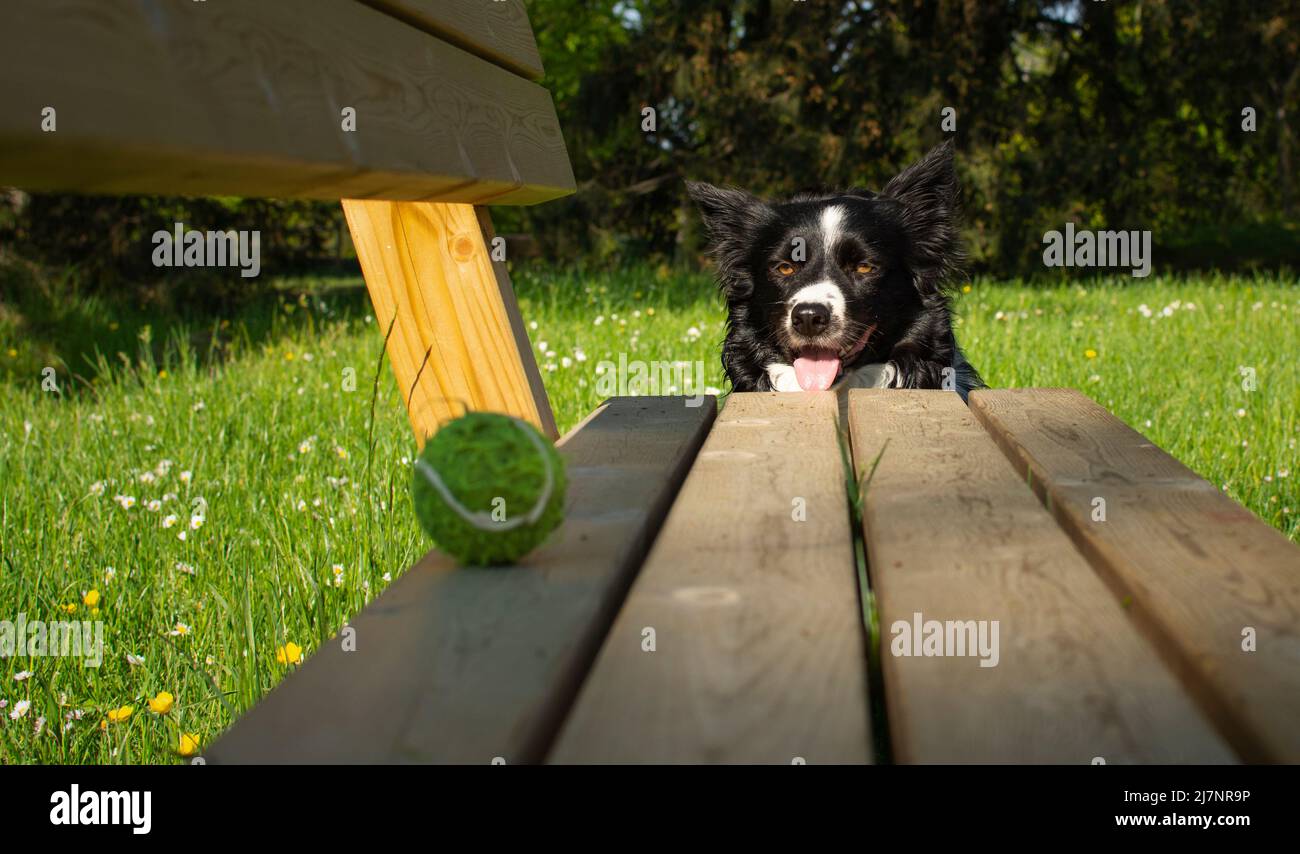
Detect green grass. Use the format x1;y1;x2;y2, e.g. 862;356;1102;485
0;263;1295;763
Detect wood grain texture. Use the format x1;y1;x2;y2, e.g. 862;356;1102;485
205;397;716;764
475;206;557;436
970;388;1300;762
344;200;556;443
549;393;873;764
849;390;1233;764
0;0;573;204
359;0;544;80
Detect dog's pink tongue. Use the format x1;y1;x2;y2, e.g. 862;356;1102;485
793;349;841;391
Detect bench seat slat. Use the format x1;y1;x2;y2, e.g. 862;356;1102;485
549;392;874;764
970;387;1300;762
850;390;1234;763
206;397;714;764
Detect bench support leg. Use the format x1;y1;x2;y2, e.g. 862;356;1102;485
343;200;556;445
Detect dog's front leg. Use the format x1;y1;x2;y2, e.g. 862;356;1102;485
835;362;900;390
763;363;803;392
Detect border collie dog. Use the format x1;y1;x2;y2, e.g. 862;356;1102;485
688;141;983;400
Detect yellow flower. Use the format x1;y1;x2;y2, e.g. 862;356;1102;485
284;352;294;361
61;603;77;614
1084;348;1098;359
177;732;200;757
147;691;174;715
646;308;656;317
6;348;16;358
158;369;168;379
83;589;100;607
107;705;134;723
962;284;972;294
276;642;304;665
334;446;348;459
108;322;120;331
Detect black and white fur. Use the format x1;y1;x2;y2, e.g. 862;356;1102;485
687;141;983;400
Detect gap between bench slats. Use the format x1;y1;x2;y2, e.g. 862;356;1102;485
549;392;874;764
206;396;714;764
849;390;1233;764
970;387;1300;763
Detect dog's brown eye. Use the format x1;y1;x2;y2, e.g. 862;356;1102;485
855;262;874;275
776;261;797;277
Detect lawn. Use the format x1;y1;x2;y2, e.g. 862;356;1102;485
0;263;1296;763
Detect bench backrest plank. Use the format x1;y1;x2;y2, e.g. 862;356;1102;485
1;0;573;204
549;393;874;764
849;390;1234;763
970;388;1300;762
360;0;545;80
205;397;714;764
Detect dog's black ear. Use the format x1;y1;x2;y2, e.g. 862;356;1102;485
881;141;964;295
686;181;767;236
686;181;773;300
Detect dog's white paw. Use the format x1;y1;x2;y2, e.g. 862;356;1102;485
764;363;803;392
835;361;900;390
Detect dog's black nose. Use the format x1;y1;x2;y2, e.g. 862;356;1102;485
791;302;831;336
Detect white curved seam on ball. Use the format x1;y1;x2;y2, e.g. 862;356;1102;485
415;421;554;532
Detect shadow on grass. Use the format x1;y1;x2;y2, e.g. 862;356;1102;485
0;254;373;392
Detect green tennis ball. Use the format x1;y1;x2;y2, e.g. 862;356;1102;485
411;412;567;566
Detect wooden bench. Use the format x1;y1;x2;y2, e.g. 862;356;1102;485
5;1;1298;764
4;0;567;442
204;387;1299;764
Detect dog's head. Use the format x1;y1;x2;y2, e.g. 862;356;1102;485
688;141;963;390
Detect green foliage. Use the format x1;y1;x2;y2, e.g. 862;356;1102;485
498;0;1300;273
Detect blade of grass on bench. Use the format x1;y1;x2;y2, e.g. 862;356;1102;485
848;390;1233;764
205;397;714;764
549;393;873;764
970;388;1300;763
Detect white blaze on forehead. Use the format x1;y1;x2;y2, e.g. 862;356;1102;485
788;281;846;323
820;205;846;257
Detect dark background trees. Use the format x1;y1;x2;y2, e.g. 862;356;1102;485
3;0;1297;294
498;0;1300;273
